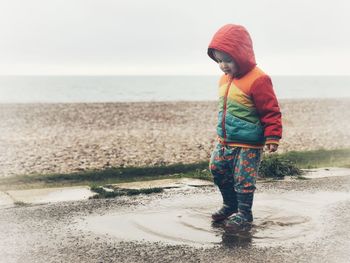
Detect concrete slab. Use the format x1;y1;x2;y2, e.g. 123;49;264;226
303;167;350;179
0;191;14;208
2;179;212;206
111;178;213;190
6;186;95;204
2;168;348;206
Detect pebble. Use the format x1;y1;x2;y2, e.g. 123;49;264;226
0;99;349;177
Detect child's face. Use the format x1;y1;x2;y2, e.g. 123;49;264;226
213;50;238;77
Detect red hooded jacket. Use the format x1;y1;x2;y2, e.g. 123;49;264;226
208;24;282;146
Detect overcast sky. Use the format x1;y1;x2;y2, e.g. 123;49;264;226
0;0;349;75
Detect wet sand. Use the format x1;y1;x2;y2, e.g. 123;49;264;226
1;99;350;177
0;174;349;263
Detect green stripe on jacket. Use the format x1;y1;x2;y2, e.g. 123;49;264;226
219;97;260;124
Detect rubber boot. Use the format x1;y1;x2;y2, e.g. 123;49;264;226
211;184;238;222
224;192;254;231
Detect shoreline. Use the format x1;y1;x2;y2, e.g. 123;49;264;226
1;98;350;177
1;97;350;105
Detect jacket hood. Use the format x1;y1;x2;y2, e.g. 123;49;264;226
208;24;256;78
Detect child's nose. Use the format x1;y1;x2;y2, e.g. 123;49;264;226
220;62;228;68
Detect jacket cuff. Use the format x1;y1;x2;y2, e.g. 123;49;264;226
265;136;280;145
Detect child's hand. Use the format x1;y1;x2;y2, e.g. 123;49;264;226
265;143;278;153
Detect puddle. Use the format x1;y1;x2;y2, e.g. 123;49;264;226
78;191;350;248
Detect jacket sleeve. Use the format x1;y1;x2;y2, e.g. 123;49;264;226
250;75;282;144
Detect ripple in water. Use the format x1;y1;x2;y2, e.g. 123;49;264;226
77;191;350;248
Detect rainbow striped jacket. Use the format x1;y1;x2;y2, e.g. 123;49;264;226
208;24;282;148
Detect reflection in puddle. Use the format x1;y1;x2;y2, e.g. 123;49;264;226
78;191;350;248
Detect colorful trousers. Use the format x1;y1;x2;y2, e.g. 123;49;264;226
209;143;263;194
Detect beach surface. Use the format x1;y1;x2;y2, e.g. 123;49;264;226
1;99;349;177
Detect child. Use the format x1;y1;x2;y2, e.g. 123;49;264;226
207;24;282;231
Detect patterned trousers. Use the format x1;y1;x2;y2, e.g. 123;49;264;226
209;143;263;193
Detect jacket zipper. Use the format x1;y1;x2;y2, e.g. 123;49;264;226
222;78;233;143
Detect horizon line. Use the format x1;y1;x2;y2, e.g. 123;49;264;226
1;74;350;77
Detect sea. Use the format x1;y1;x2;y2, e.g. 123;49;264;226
0;75;349;103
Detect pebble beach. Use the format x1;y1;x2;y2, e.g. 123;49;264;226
1;99;349;177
